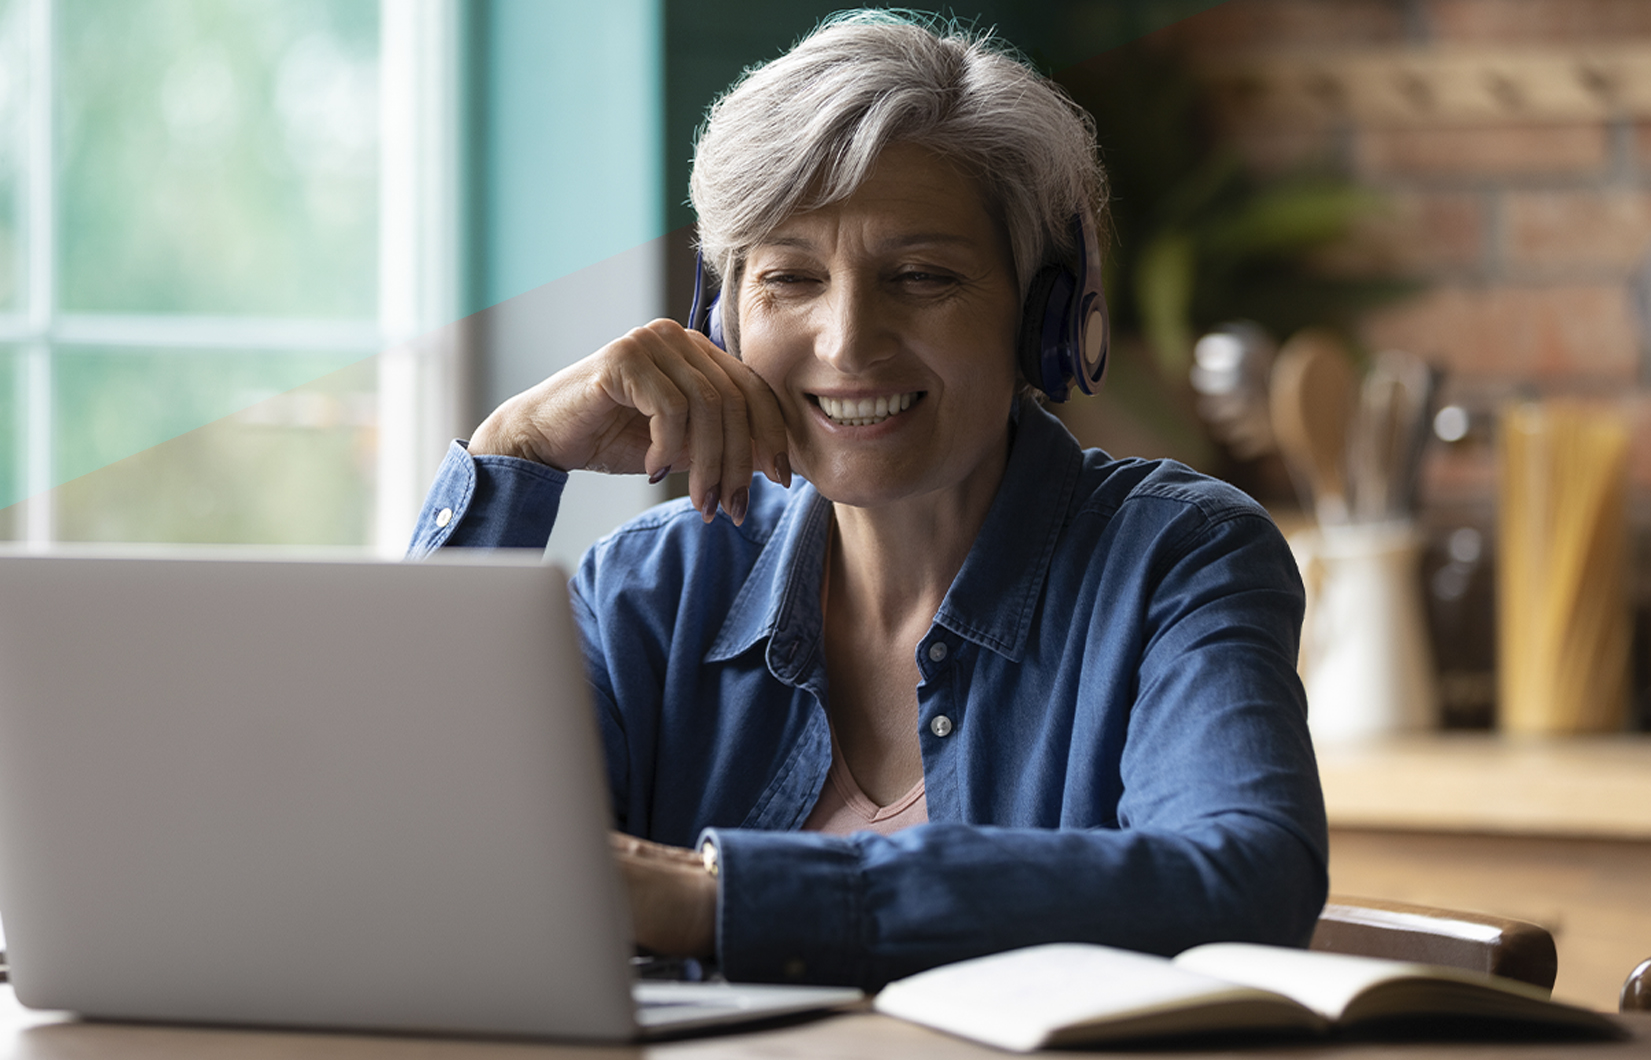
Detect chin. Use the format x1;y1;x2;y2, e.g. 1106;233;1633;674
793;456;936;509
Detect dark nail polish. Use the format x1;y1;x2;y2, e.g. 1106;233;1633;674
729;487;749;525
648;465;671;485
776;452;792;488
701;485;720;522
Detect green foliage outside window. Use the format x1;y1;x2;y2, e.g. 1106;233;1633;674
3;0;383;544
58;0;379;316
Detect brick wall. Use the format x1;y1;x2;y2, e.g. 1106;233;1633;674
1163;0;1651;524
1159;0;1651;725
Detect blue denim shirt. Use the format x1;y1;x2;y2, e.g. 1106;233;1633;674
408;398;1328;991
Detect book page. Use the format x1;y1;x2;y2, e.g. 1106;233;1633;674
1174;943;1443;1020
875;943;1317;1052
1173;943;1620;1038
1172;943;1541;1021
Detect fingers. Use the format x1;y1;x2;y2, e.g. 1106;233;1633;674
619;321;789;525
486;317;787;524
717;338;792;490
676;325;793;503
608;831;704;870
649;334;729;522
467;319;789;517
608;832;717;957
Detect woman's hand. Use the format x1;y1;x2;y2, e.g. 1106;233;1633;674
610;832;717;958
469;319;790;525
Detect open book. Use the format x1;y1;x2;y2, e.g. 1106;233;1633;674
873;942;1622;1052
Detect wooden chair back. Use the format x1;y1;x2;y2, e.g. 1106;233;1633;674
1310;895;1557;991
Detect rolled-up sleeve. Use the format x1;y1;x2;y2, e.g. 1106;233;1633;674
704;814;1323;990
406;440;569;558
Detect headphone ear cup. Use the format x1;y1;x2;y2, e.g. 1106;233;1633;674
688;250;727;351
1017;265;1067;397
708;297;725;351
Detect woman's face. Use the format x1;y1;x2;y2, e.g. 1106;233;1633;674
735;143;1021;511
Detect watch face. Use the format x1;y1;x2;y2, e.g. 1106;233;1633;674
700;841;720;877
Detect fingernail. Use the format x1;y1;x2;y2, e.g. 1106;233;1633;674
648;465;671;485
701;485;720;522
729;486;749;525
776;452;792;488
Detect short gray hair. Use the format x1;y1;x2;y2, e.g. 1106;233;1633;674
689;10;1106;303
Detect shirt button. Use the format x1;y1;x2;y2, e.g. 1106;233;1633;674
927;641;948;663
436;507;453;528
930;714;953;738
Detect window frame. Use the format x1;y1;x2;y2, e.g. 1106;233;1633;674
0;0;465;555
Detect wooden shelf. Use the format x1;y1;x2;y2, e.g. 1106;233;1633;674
1205;45;1651;128
1318;734;1651;840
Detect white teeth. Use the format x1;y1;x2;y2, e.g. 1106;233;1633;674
817;393;919;426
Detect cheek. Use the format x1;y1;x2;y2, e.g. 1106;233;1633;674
731;329;781;391
731;305;800;390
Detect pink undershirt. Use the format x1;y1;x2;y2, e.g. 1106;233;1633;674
799;517;930;837
802;732;929;835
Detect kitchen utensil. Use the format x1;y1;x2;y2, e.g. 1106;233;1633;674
1270;328;1357;525
1498;400;1630;734
1349;349;1437;523
1190;322;1277;460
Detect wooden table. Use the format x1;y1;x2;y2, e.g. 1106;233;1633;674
1319;735;1651;1012
0;989;1646;1059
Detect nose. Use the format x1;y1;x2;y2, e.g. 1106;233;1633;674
814;272;896;374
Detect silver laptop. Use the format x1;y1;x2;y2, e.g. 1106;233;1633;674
0;548;859;1040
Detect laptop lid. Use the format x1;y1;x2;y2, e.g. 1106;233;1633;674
0;549;640;1040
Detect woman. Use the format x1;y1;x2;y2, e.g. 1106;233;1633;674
409;11;1327;990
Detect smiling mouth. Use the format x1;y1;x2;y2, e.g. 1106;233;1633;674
812;392;922;427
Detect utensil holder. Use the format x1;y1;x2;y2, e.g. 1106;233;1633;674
1293;521;1439;744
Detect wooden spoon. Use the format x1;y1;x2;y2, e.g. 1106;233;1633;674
1270;328;1358;525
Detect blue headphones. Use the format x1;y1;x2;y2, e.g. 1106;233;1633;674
688;211;1108;402
687;253;728;352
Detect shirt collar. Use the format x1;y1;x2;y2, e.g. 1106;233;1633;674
933;396;1082;661
704;479;832;675
705;395;1082;668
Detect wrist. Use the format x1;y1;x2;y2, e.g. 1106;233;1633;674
469;402;568;470
467;404;524;460
693;840;720;958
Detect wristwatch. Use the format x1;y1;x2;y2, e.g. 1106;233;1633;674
700;839;719;878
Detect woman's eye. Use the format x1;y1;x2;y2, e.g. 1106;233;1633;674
896;270;956;287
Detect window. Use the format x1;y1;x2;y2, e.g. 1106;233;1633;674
0;0;461;553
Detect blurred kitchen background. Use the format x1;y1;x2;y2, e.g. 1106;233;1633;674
1049;0;1651;738
4;0;1651;733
